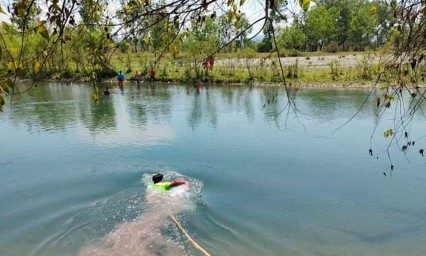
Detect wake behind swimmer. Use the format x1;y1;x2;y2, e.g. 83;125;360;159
80;171;202;256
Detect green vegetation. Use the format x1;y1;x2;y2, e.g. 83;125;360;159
105;50;388;87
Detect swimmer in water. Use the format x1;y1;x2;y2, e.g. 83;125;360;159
152;173;189;190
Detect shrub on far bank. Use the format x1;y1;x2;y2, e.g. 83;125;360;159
325;41;338;53
98;67;116;80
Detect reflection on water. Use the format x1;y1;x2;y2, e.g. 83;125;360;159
5;83;389;136
1;82;426;256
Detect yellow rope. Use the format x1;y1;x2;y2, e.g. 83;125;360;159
170;214;211;256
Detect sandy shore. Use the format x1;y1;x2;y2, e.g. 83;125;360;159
216;53;382;70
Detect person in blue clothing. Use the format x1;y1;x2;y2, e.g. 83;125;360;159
151;173;189;191
117;71;125;89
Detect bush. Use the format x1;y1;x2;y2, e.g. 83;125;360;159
325;41;338;53
61;70;73;79
257;38;273;53
119;42;130;53
98;67;117;79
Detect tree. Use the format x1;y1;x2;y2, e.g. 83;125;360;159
278;25;306;51
10;0;41;30
217;13;252;51
348;1;377;50
305;6;336;51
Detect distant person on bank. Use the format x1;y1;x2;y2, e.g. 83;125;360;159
117;71;125;89
149;67;155;82
135;71;142;86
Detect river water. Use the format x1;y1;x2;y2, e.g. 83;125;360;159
1;82;426;256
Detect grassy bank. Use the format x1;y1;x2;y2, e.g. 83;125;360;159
33;50;424;87
102;51;381;85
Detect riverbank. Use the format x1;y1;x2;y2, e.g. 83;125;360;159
24;51;424;88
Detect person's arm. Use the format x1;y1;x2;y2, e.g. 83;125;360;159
170;179;189;188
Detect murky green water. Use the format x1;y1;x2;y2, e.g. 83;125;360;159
1;82;426;256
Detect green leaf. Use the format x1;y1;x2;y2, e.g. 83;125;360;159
239;0;246;6
234;21;240;29
2;83;10;94
0;94;5;111
5;78;13;88
2;22;11;33
15;3;26;17
53;4;62;12
233;4;237;13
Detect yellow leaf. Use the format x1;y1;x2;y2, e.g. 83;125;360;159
384;129;393;138
34;62;41;74
36;22;49;40
43;50;48;56
144;34;149;45
370;5;377;15
92;92;99;102
228;11;234;21
299;0;311;12
7;61;15;71
10;48;18;54
94;64;102;71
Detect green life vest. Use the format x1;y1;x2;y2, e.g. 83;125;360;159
152;182;171;191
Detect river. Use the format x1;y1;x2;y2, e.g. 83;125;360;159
1;82;426;256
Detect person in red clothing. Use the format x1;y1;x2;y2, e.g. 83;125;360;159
149;67;155;82
135;71;142;86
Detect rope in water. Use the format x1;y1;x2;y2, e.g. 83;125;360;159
170;214;211;256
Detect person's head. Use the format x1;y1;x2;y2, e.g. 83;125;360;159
119;70;122;74
152;173;163;184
